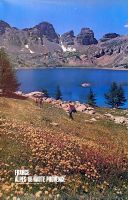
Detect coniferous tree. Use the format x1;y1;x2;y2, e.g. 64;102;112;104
86;89;96;107
117;85;127;107
0;48;20;94
42;89;49;98
105;82;126;108
55;85;62;100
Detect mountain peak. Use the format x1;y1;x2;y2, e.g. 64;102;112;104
0;20;11;35
77;27;98;45
61;30;75;45
34;21;59;43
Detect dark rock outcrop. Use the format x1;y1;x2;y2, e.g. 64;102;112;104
76;28;98;45
0;20;11;35
100;33;120;42
61;30;75;45
33;22;59;43
94;49;105;58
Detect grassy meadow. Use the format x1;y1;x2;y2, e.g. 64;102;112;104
0;97;128;200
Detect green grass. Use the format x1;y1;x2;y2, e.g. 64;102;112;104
0;97;128;199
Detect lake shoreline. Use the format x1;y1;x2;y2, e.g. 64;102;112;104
16;66;128;71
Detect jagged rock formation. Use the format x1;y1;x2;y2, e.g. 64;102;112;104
76;28;98;45
100;33;120;42
0;20;128;69
61;30;75;45
0;20;11;35
32;22;59;43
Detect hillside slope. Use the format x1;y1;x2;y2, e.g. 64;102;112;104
0;97;128;199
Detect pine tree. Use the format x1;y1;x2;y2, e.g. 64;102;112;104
0;48;20;94
42;89;49;98
86;89;96;107
105;82;126;108
55;86;62;100
117;85;127;107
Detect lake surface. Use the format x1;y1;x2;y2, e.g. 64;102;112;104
16;68;128;108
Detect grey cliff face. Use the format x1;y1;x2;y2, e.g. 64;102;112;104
100;33;120;42
33;22;59;43
61;30;75;45
76;28;98;45
0;20;11;35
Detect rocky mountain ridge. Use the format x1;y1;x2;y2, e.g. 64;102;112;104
0;20;128;68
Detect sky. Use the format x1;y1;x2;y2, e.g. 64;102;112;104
0;0;128;39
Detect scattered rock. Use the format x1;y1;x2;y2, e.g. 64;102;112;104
26;91;45;98
114;116;127;124
50;122;58;126
76;105;87;112
104;113;128;125
25;91;96;115
90;118;97;122
104;113;114;119
86;110;95;115
85;119;93;123
45;98;53;103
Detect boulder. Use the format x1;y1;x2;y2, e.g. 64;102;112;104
85;119;93;123
76;105;87;112
86;110;95;115
90;118;97;122
26;91;45;98
50;122;58;126
87;106;94;111
15;91;24;95
114;116;127;124
104;113;114;120
45;98;53;103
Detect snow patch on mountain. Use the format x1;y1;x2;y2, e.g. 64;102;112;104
25;44;34;54
61;42;76;52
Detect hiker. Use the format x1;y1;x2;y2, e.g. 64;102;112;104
35;98;39;106
68;102;77;119
39;97;43;108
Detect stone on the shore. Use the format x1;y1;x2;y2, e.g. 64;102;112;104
90;118;97;122
26;91;45;98
23;91;96;115
45;98;53;103
76;105;87;112
104;113;114;120
50;122;58;126
15;91;24;95
114;116;126;124
85;110;95;115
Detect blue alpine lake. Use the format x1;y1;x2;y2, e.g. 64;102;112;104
16;68;128;108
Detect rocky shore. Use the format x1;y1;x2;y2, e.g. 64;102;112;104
16;91;95;115
15;91;128;128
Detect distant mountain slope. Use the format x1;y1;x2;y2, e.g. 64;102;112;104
0;20;128;68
